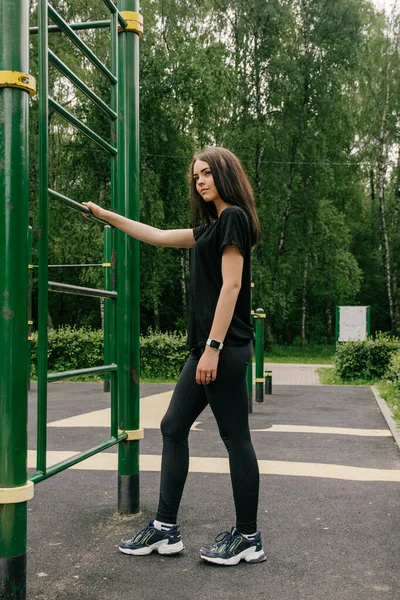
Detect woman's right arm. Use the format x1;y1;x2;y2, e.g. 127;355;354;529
84;202;195;248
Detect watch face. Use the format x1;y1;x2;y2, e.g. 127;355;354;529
210;339;219;349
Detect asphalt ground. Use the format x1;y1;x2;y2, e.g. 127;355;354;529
26;379;400;600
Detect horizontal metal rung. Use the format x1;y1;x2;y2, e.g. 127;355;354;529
49;98;117;155
49;50;117;121
48;188;112;226
30;20;111;35
48;364;117;382
49;281;117;299
48;4;117;85
31;264;104;268
29;433;127;484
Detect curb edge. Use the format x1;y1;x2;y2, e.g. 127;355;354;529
371;385;400;452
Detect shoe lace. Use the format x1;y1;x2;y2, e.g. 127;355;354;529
211;529;236;551
128;522;154;545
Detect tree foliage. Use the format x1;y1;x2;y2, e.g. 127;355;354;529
27;0;400;343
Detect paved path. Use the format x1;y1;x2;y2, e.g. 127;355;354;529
263;362;332;385
26;377;400;600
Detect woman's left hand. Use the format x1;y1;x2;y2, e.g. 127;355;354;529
196;347;220;385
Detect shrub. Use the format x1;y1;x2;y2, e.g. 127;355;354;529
140;328;188;379
30;326;104;377
385;350;400;388
30;326;188;380
334;332;400;381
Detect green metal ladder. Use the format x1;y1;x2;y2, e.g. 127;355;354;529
0;1;143;597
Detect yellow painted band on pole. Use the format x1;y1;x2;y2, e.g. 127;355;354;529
118;11;143;37
118;428;144;440
0;481;34;504
102;263;112;267
251;282;255;288
253;314;266;318
255;378;265;383
0;71;36;97
28;264;34;269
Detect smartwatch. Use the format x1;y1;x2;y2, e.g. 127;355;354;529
206;338;224;350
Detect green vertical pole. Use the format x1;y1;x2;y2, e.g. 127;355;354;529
103;226;112;393
366;306;371;338
109;11;119;435
335;306;340;342
247;282;254;413
27;227;33;391
117;1;142;513
37;0;49;476
254;308;265;403
0;1;33;597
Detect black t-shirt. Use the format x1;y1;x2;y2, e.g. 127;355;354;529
187;205;254;349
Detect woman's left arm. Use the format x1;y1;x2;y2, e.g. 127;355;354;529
195;245;243;385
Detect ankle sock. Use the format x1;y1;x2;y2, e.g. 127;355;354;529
239;532;257;540
154;519;176;532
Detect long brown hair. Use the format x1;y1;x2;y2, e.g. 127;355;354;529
189;147;261;246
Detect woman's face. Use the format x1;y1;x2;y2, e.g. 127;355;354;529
193;160;221;203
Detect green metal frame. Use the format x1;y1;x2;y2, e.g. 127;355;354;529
335;305;340;342
1;0;141;595
254;308;266;403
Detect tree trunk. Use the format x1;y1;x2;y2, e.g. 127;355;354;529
391;152;400;332
301;253;309;347
181;251;188;325
100;298;104;330
326;307;333;345
370;169;375;204
153;299;160;330
377;51;395;331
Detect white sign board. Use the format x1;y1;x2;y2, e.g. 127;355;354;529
338;306;369;342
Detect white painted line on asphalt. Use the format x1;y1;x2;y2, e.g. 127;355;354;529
47;391;194;432
27;451;400;482
48;407;391;438
252;425;392;437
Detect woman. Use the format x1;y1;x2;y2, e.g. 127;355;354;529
85;146;265;566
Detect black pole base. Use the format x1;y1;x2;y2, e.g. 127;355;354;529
118;474;140;514
255;385;264;403
0;554;26;600
103;379;110;393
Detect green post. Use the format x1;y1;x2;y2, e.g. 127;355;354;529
264;369;272;395
247;283;254;413
27;227;33;391
335;305;340;342
117;0;142;513
366;305;371;337
254;308;265;403
0;1;33;597
103;226;112;393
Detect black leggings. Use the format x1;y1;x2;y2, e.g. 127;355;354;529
155;341;260;534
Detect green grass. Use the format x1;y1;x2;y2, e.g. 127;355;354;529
317;367;380;386
265;344;335;364
376;381;400;423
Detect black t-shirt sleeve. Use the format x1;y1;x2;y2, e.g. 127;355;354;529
219;208;250;257
193;223;209;241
